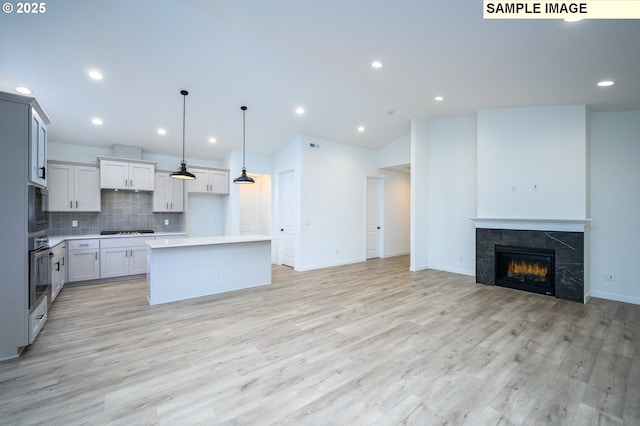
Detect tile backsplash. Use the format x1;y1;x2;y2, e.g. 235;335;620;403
48;191;183;236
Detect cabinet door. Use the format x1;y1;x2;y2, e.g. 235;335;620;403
100;160;128;190
129;163;155;191
169;178;184;211
187;168;210;193
129;247;148;275
153;173;170;212
29;108;47;187
51;252;65;302
210;171;229;194
75;165;101;211
100;247;129;278
48;163;74;211
68;249;100;282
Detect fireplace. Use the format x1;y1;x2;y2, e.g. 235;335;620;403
495;245;555;296
475;226;586;303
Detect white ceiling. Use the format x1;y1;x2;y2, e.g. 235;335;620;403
2;1;639;162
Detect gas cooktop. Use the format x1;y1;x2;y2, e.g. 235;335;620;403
100;230;155;236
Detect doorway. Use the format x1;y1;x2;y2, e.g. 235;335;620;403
279;170;296;267
366;177;383;259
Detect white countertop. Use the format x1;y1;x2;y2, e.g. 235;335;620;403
49;232;186;247
147;234;276;249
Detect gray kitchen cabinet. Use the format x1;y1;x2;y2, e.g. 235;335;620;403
153;172;184;212
48;162;101;212
187;168;229;194
98;157;155;191
51;242;66;302
0;91;51;359
30;107;49;188
100;237;148;278
67;239;100;282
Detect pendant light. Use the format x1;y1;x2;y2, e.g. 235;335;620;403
234;105;255;184
170;90;196;180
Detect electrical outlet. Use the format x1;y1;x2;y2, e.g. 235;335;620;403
164;219;169;225
604;273;615;281
72;220;78;227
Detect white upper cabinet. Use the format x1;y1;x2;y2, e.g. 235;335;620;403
153;172;184;212
29;106;49;188
98;157;155;191
187;168;229;195
48;162;101;212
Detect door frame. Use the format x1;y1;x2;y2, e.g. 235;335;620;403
365;176;385;260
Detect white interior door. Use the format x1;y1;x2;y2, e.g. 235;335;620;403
239;174;260;235
366;177;382;259
280;170;295;267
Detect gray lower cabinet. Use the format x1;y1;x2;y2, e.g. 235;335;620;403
51;242;66;302
66;237;151;283
67;239;100;282
100;241;147;278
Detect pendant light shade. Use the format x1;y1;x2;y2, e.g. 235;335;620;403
170;90;196;180
234;105;255;184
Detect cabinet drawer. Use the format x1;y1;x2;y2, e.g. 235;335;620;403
100;237;150;248
68;239;100;250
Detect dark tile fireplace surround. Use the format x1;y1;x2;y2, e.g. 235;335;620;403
476;227;585;303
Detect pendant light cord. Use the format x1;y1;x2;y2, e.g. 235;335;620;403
182;92;187;163
241;105;247;169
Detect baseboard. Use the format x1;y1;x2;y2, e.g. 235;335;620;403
590;290;640;306
428;264;475;276
295;257;366;272
382;250;410;258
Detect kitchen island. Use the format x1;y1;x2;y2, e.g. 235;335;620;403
146;234;275;305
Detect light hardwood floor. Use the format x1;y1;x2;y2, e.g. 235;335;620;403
1;255;639;425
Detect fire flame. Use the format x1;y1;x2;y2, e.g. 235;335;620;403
507;260;548;279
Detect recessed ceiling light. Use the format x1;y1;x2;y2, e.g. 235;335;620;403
16;86;32;95
89;70;103;80
371;61;383;69
357;126;365;132
434;96;444;101
209;137;217;144
157;128;167;135
296;106;305;115
597;80;615;87
91;118;103;125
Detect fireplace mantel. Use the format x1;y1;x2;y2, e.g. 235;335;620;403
470;218;591;232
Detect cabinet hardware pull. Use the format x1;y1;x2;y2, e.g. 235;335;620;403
95;252;98;260
39;166;46;179
166;203;169;210
70;201;73;208
55;261;60;271
61;257;65;266
130;179;133;187
76;201;78;208
79;244;89;247
170;203;172;210
36;314;44;320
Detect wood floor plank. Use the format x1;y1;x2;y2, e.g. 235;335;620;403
1;255;638;425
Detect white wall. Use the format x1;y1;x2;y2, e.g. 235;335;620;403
426;116;477;275
410;118;430;271
590;111;640;304
378;133;410;169
187;194;224;237
477;105;588;219
297;135;378;271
